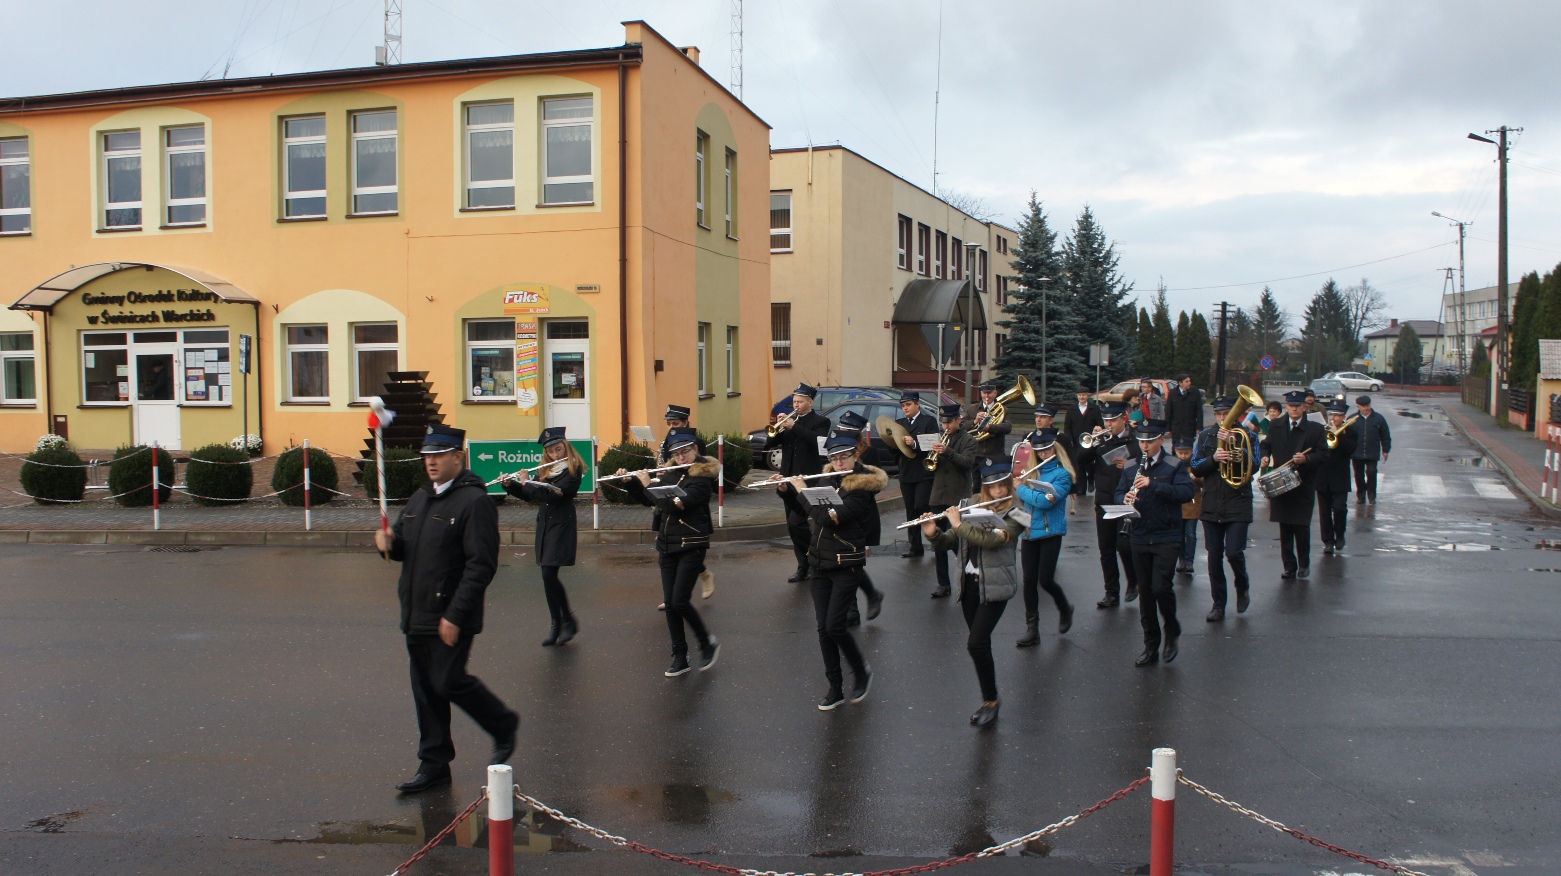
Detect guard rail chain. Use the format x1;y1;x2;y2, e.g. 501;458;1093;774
385;788;488;876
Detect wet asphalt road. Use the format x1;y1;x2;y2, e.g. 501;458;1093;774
2;397;1559;876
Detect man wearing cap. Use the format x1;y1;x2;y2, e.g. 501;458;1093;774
894;391;939;558
1167;375;1204;444
1190;397;1260;621
661;405;713;601
1063;386;1104;499
1317;402;1357;553
927;403;978;598
1077;403;1141;607
1350;395;1391;504
1115;418;1195;666
375;425;519;794
1260;389;1329;578
770;384;833;583
966;380;1012;475
826;411;885;626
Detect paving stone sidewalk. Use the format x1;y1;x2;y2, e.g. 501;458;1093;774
1438;397;1560;515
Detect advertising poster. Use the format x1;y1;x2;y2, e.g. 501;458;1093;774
504;284;550;417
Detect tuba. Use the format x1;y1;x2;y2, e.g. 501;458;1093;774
973;375;1036;441
1325;415;1360;450
1219;385;1265;489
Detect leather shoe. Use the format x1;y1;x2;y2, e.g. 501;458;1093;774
1058;604;1074;634
1134;648;1158;667
970;702;1000;727
1096;596;1119;609
900;549;924;558
1280;570;1296;580
930;585;951;598
1334;537;1345;551
1236;591;1250;613
554;616;578;646
1206;607;1224;622
1162;637;1179;663
1297;566;1310;579
1124;587;1139;603
396;770;452;793
865;589;884;621
490;713;520;765
787;569;808;583
1322;543;1334;555
846;609;861;627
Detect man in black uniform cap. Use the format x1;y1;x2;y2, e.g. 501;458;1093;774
1063;385;1104;498
659;404;712;602
828;410;885;626
1077;403;1141;607
770;383;832;582
1114;418;1195;666
966;380;1012;476
1261;389;1329;578
1316;400;1357;554
927;402;977;598
375;425;519;793
1190;396;1259;621
894;391;939;558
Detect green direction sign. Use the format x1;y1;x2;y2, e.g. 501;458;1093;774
467;439;596;495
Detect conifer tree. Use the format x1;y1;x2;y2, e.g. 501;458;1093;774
1061;205;1137;385
1136;307;1156;376
1509;269;1545;391
1391;323;1423;382
1184;311;1213;388
1252;288;1289;366
1173;310;1191;374
995;193;1087;400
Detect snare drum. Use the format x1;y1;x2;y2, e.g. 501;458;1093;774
1257;462;1300;498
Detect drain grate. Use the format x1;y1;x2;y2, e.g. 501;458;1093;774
148;545;203;553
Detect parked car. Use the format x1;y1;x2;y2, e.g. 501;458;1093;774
1321;371;1384;392
1307;378;1349;406
748;397;911;473
1096;378;1173;404
749;386;959;470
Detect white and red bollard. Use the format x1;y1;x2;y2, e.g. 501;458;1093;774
717;435;725;528
302;438;313;531
591;437;600;531
151;441;161;531
1544;426;1559;502
488;764;514;876
1150;747;1176;876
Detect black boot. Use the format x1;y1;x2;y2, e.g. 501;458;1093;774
555;615;578;646
541;619;561;647
1015;614;1040;647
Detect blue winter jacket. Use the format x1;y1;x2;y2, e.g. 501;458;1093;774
1015;457;1072;540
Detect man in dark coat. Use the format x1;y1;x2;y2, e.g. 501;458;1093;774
1063;385;1104;498
1077;403;1141;607
1166;375;1204;443
894;391;939;558
661;404;709;461
770;383;832;582
1260;389;1329;578
965;380;1012;475
1115;418;1195;666
1317;401;1357;553
927;403;977;598
1350;395;1391;504
1190;397;1261;621
375;425;519;794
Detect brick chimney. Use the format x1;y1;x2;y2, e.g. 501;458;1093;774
1390;318;1398;328
679;46;700;65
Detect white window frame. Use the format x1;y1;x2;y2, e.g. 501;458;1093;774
465;101;515;208
465;319;517;401
724;148;736;238
540;96;594;206
697;322;710;396
0;138;30;234
934;230;946;279
896;215;911;270
916;223;930;276
350;110;398;215
163;125;207;226
771;302;792;367
282;115;327;219
285;324;331;402
351;322;400;402
178;329;232;406
102;130;143;229
0;331;37;404
725;326;738;393
695;132;708;226
770;191;792;253
80;332;130;406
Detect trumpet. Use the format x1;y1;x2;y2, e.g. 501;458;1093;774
1325;415;1359;450
925;425;959;472
896;496;1011;529
484;459;568;487
766;409;800;437
597;462;695;483
1076;427;1111;449
742;470;844;490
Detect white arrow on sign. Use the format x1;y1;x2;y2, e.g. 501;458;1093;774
478;453;494;461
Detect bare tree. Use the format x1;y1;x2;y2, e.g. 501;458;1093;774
1342;277;1387;350
941;189;997;223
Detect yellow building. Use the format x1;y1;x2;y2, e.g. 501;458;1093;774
766;146;1017;402
0;22;772;455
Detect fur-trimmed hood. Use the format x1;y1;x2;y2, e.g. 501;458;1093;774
842;465;888;494
686;457;722;479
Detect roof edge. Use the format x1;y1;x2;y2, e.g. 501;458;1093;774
772;144;1015;234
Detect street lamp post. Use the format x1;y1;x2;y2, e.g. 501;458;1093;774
1468;127;1520;419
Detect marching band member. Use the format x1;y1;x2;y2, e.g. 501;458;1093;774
502;426;583;647
1260;389;1329;579
1174;438;1202;574
658;404;712;605
894;391;939;558
828;411;885;625
965;380;1012;476
924;463;1026;727
620;428;721;678
769;384;832;584
798;435;886;710
1190;396;1260;621
1026;404;1075;514
1115;418;1195;667
1013;429;1075;648
928;403;978;598
1077;403;1142;607
1317;401;1357;554
1063;385;1104;499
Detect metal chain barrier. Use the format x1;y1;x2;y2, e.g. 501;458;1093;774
1176;773;1432;876
0;446;151;467
384;788;488;876
510;775;1149;876
0;482;151;504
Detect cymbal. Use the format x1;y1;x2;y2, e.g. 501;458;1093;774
876;415;918;458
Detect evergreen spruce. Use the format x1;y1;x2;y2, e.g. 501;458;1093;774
1173;311;1191;374
995;193;1087;400
1136;308;1155;375
1140;284;1176;375
1509;269;1545;391
1391;323;1423;383
1183;312;1213;387
1061;205;1137;385
1300;279;1354;374
1253;288;1289;366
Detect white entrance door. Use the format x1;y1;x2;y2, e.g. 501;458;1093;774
543;321;591;437
133;349;182;449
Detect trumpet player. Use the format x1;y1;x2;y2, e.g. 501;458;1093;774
1114;418;1195;667
928;403;978;598
1064;386;1104;499
1078;404;1141;608
769;384;832;584
1189;397;1260;621
1317;401;1357;554
895;392;939;559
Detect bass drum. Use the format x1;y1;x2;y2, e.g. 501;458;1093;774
1256;462;1300;498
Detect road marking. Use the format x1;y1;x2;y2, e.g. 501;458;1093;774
1412;475;1447;497
1472;479;1519;500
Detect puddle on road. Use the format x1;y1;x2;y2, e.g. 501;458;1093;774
1535;540;1561;551
274;806;590;853
1380;544;1501;552
1397;411;1446;421
1449;456;1497;468
1530;569;1561;573
612;783;738;826
23;810;87;832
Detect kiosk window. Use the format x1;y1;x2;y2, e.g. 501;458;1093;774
82;332;130;404
181;328;231;405
465;319;515;399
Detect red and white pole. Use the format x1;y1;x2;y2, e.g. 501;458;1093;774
717;434;725;528
591;436;600;531
302;439;313;532
1150;747;1176;876
150;442;161;531
487;764;514;876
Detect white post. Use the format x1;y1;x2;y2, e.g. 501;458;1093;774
151;441;161;532
487;764;515;876
302;438;313;532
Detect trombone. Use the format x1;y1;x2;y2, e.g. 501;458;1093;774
597;462;695;483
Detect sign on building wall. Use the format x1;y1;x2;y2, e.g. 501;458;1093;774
504;285;550;417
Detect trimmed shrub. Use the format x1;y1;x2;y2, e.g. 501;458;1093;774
699;431;754;487
108;445;175;507
20;446;87;504
272;446;339;506
597;441;658;504
363;447;426;503
186;443;254;506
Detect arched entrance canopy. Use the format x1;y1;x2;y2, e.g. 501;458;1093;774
9;262;258;311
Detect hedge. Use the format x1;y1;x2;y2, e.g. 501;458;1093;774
108;445;175;507
20;446;87;504
363;447;425;503
185;444;254;505
272;446;339;507
701;431;753;487
596;441;658;504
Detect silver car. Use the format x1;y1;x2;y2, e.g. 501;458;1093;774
1322;371;1384;392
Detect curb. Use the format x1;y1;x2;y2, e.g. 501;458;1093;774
1438;402;1561;518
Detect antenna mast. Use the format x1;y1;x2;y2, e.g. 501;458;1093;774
730;0;743;99
378;0;403;66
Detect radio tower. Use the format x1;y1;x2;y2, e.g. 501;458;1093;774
730;0;743;99
378;0;403;66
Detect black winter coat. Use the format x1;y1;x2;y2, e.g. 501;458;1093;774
806;464;887;571
1317;427;1357;494
1063;402;1105;445
1260;418;1329;525
1190;426;1253;523
503;463;581;566
626;457;719;554
1167;387;1205;439
929;428;978;506
894;410;939;484
1114;452;1195;545
1351;411;1392;461
387;469;500;636
1080;430;1141;512
772;411;830;477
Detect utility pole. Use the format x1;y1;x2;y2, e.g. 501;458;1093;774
1213;301;1230;395
1468;126;1520;419
377;0;402;66
729;0;743;99
931;0;942;196
1432;212;1471;376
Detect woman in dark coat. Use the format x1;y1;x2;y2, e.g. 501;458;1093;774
503;427;583;646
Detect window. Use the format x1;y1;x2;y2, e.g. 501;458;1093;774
697;322;710;395
164;125;206;225
542;97;593;205
694;131;708;225
725;326;738;393
935;230;947;279
351;110;398;214
997;275;1008;307
951;238;963;279
770;191;792;252
897;215;912;270
0;332;35;403
283;116;326;218
0;138;29;234
286;324;330;401
916;223;930;276
723;149;736;237
771;303;792;367
465;319;516;399
465;102;514;208
103;130;142;228
353;323;399;401
181;329;231;404
997;236;1008;254
81;332;129;403
977;329;987;365
978;249;987;292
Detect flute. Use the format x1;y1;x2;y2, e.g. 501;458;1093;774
484;459;568;487
896;496;1011;530
742;470;845;490
597;462;695;483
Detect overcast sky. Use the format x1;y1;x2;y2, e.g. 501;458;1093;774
7;0;1561;333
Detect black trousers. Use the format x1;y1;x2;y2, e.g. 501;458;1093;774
1351;458;1378;499
810;567;868;689
1095;510;1138;599
1279;523;1311;572
1020;535;1070;618
929;505;954;589
540;565;573;622
900;479;933;552
1130;542;1181;649
1201;520;1249;608
1316;488;1348;545
406;634;517;773
960;581;1009;702
660;548;712;655
780;490;811;572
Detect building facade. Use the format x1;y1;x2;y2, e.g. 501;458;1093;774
1363;318;1448;372
766;146;1016;402
0;22;772;454
1439;282;1516;374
